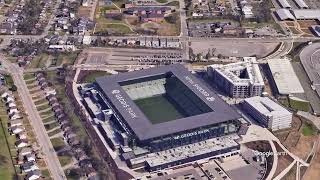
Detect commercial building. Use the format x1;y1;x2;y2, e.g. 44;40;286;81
242;96;292;131
80;64;244;171
207;57;264;98
267;59;304;95
275;9;320;21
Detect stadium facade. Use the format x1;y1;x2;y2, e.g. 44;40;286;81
79;64;245;171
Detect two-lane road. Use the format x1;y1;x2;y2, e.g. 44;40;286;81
1;58;66;180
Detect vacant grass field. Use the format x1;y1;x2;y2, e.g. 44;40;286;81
134;95;184;124
29;53;49;69
50;137;66;151
0;116;16;179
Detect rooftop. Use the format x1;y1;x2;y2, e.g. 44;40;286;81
268;59;304;95
243;96;292;117
208;57;264;86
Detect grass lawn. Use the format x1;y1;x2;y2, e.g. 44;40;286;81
65;168;81;180
41;169;51;179
27;84;38;89
34;98;48;106
28;53;49;69
26;79;36;85
4;75;14;87
302;123;318;136
156;0;168;3
48;128;62;137
165;1;179;7
46;72;88;140
23;73;35;80
42;116;56;124
54;51;80;66
40;110;55;118
50;137;66;151
134;95;184;124
0;117;16;179
58;155;73;167
44;122;59;131
36;103;51;111
81;71;111;83
289;98;310;112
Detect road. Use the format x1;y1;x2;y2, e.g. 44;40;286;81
0;57;66;180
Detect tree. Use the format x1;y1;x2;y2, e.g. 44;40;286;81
10;84;17;91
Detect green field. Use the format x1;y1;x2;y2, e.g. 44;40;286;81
289;98;310;112
302;123;318;136
81;71;111;83
134;95;184;124
0;116;16;179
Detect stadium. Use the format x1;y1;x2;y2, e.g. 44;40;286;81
95;64;242;151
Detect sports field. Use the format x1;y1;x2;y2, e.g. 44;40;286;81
134;95;185;124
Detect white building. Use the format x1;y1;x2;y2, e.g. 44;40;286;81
242;96;292;131
207;57;264;98
267;59;304;95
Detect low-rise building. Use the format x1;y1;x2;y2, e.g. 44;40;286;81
207;57;264;98
241;96;292;130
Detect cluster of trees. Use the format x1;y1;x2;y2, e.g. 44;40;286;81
18;0;43;34
6;39;47;57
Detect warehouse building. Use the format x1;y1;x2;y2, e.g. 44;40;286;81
207;57;264;98
242;96;292;131
267;59;304;95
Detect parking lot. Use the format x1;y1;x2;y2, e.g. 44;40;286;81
85;48;184;65
190;40;280;58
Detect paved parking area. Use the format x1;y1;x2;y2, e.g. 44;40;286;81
191;41;279;58
85;48;184;65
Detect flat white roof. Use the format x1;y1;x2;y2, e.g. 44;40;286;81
293;0;308;8
268;59;304;95
208;57;264;86
292;9;320;19
277;0;291;8
276;9;295;20
244;96;292;117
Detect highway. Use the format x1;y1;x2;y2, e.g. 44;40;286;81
0;57;66;180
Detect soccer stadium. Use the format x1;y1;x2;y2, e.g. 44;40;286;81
94;64;242;152
77;64;246;171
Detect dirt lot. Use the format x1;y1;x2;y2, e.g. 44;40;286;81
297;20;319;29
78;6;91;18
303;141;320;180
273;142;294;178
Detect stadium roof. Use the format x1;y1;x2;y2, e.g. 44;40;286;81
275;9;295;21
95;64;241;141
292;9;320;20
267;59;304;95
277;0;291;8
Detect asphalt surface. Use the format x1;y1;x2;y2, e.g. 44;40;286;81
1;57;66;180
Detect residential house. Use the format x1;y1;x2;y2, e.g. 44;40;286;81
16;139;28;148
11;126;24;134
25;169;41;180
21;162;39;173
